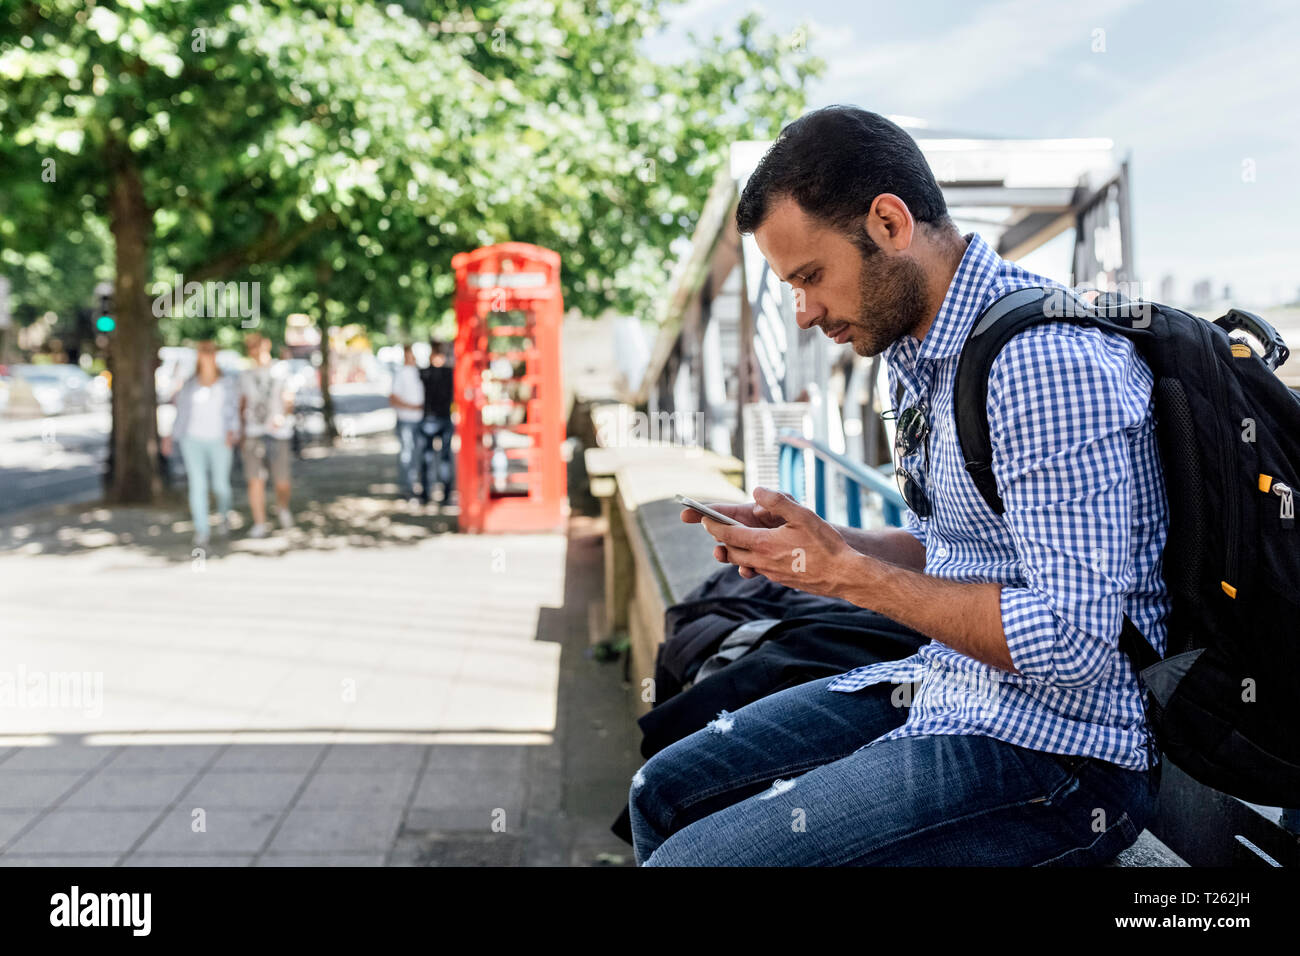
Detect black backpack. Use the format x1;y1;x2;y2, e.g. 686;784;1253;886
953;286;1300;806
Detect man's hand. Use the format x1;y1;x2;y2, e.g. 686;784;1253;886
161;436;173;457
679;499;786;530
680;498;786;576
695;486;854;597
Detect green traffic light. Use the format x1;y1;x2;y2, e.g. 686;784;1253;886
96;315;115;332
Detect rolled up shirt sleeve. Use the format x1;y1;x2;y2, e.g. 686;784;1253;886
987;324;1150;688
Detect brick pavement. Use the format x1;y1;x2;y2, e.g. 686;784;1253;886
0;436;641;865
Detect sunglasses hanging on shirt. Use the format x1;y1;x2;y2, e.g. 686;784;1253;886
881;400;932;519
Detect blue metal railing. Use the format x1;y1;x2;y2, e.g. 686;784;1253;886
775;430;905;528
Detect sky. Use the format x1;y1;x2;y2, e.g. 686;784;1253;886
643;0;1300;307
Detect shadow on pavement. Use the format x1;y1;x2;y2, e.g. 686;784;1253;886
0;436;460;562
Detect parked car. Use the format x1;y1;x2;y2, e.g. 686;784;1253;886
50;364;108;407
7;364;95;416
278;356;318;405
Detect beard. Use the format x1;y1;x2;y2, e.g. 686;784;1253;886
838;226;930;357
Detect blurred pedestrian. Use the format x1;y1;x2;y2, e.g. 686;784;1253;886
389;344;424;505
238;333;295;538
280;345;303;458
419;338;456;507
162;340;238;547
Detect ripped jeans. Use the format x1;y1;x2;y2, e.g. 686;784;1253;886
629;675;1159;866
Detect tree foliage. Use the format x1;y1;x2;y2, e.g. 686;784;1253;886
0;0;822;499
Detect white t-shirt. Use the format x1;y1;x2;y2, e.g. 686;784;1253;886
392;364;424;423
240;363;294;439
187;380;230;441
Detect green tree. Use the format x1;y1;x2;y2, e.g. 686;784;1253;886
0;216;111;351
0;0;821;502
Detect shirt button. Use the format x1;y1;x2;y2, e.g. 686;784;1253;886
935;545;949;558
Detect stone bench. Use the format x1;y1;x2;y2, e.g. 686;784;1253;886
584;441;746;715
1107;828;1186;867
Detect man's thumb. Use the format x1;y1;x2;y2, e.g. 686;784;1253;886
753;486;793;514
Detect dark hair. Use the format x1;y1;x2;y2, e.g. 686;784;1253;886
735;106;952;239
428;339;445;357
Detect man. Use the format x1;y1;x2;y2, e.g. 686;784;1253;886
389;344;425;505
418;339;456;508
238;332;295;538
629;106;1171;866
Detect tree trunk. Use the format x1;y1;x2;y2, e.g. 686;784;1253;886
316;261;339;443
105;158;160;504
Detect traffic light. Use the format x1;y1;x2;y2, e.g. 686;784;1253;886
95;283;114;333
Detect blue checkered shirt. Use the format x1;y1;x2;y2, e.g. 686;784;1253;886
826;232;1171;771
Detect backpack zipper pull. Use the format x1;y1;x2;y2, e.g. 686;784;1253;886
1275;482;1294;529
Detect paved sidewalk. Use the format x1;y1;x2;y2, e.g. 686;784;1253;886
0;435;641;865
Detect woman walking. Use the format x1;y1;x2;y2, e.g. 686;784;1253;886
163;341;239;546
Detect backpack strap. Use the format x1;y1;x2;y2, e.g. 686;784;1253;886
953;287;1072;516
954;285;1151;513
952;286;1166;675
1120;614;1161;671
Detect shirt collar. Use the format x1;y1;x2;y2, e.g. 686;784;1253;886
884;231;1002;366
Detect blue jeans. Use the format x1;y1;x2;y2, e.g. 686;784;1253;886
629;675;1158;866
178;437;232;532
419;416;455;501
396;420;421;497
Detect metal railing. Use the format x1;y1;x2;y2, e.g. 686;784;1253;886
775;430;905;529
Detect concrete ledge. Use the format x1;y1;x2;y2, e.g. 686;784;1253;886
585;444;745;494
1107;829;1187;867
584;440;746;643
613;464;748;715
615;465;748;603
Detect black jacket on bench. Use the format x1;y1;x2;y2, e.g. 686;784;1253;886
611;567;930;846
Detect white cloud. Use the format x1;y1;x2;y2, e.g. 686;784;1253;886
818;0;1143;114
1086;18;1300;154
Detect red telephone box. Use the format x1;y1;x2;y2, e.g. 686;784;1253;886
451;242;567;533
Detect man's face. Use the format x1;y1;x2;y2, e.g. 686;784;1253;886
753;196;929;357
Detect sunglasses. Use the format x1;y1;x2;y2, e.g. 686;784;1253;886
882;401;932;519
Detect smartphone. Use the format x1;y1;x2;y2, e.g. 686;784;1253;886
675;494;745;527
